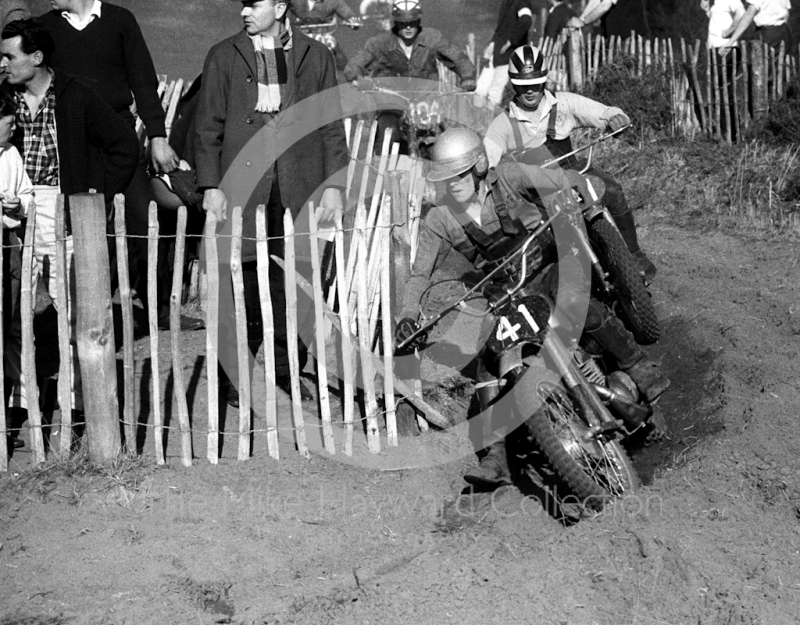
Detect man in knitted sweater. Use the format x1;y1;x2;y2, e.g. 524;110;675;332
39;0;203;331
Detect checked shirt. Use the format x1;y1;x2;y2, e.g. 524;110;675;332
14;73;60;187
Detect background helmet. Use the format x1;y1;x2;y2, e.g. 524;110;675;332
427;128;489;182
392;0;422;22
508;44;548;86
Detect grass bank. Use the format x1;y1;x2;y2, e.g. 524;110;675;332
594;138;800;238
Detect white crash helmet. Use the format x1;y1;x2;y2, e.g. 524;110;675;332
427;128;489;182
508;44;548;86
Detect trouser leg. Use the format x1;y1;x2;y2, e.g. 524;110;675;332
4;229;23;410
464;350;512;488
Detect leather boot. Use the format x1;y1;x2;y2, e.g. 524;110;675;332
587;314;670;403
624;359;670;403
464;440;512;488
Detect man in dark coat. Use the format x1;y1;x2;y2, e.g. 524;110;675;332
194;0;349;406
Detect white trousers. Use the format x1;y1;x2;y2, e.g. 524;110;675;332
8;185;81;411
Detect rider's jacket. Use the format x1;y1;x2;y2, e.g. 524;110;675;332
399;161;570;320
288;0;356;24
484;91;625;168
343;28;476;83
490;0;533;66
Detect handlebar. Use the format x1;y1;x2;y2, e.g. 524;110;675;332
395;208;561;353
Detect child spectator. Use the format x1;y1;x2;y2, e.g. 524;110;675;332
0;91;32;449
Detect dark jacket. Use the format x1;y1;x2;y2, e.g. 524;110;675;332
194;28;349;262
343;28;476;83
491;0;533;66
51;70;140;231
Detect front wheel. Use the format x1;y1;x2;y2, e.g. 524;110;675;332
516;371;640;511
590;218;660;345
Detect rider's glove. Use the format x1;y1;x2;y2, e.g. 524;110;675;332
606;112;630;133
395;317;427;352
460;78;478;92
346;17;362;29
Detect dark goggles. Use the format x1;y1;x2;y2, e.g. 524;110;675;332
395;19;421;29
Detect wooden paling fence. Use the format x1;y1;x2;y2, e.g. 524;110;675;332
0;110;452;471
533;31;799;143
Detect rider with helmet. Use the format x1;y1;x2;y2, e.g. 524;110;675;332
344;0;477;151
484;44;657;283
288;0;361;71
395;127;669;488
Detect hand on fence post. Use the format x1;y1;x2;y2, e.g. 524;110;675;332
203;188;228;223
317;187;343;229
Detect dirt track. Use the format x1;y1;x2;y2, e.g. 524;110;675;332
3;1;800;623
3;209;799;624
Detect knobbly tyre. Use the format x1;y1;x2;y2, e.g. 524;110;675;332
397;183;660;511
534;131;661;345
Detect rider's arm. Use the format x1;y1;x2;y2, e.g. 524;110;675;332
400;224;449;320
432;31;477;85
500;160;572;196
558;92;627;133
343;34;383;81
484;114;513;169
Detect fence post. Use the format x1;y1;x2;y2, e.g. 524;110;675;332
568;28;584;90
70;193;121;463
751;42;767;118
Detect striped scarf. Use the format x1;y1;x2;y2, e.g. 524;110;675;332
250;25;292;113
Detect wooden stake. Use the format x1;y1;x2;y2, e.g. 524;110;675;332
0;214;6;470
380;199;397;447
309;204;335;454
334;209;355;456
721;51;732;143
55;194;72;453
742;41;750;129
168;205;192;466
71;193;121;464
272;257;450;429
712;47;721;139
283;209;309;458
204;212;220;464
147;201;164;465
113;195;135;454
230;205;251;460
20;201;43;463
355;209;381;453
255;205;279;460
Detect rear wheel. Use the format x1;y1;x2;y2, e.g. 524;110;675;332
590;219;660;345
517;372;640;511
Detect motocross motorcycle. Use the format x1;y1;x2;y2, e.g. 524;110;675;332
512;129;660;345
295;17;362;71
397;183;660;510
360;84;474;158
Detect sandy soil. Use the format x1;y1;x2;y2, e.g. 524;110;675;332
3;208;799;625
3;2;800;624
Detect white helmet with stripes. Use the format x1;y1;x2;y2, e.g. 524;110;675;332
392;0;422;22
508;44;548;86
